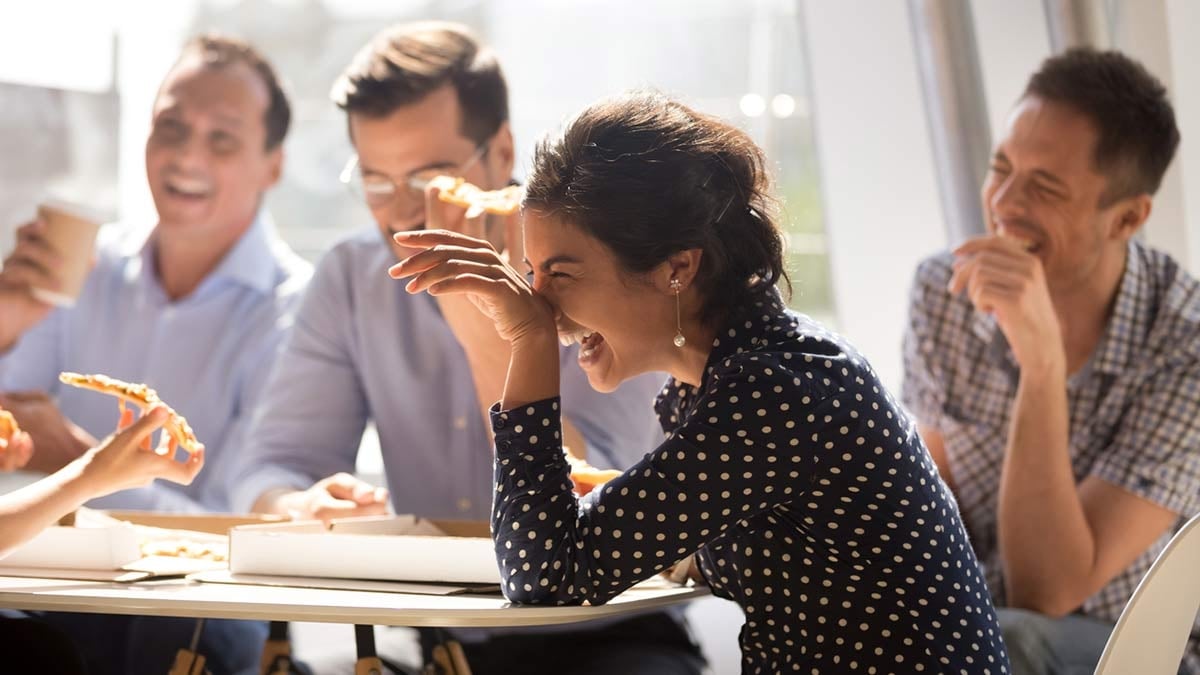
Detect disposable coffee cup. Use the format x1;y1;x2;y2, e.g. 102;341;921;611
28;199;102;307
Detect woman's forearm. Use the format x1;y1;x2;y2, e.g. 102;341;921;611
0;460;95;556
501;330;561;409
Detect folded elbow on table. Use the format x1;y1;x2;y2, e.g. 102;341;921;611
1007;584;1086;619
503;580;581;607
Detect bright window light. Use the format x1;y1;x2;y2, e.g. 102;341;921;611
771;93;796;118
739;93;766;118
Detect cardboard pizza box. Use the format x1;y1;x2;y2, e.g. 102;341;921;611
0;521;141;570
0;509;283;578
228;514;499;585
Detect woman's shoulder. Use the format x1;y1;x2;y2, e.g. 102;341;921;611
713;323;868;397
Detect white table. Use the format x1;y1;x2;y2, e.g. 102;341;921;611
0;574;706;628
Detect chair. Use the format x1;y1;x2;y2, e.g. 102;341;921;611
1094;511;1200;675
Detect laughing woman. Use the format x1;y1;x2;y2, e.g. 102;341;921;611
390;91;1010;675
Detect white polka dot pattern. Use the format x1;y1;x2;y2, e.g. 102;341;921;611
491;289;1010;674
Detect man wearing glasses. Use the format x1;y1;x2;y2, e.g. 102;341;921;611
231;22;702;675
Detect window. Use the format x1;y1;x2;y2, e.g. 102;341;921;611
1;0;833;322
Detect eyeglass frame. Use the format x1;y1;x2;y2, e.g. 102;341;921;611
338;142;490;208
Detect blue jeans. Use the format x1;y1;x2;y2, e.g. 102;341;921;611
32;612;268;675
999;608;1115;675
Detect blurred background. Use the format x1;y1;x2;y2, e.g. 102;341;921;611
2;1;1199;672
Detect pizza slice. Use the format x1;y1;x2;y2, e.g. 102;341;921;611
428;175;523;218
566;454;623;497
0;407;19;445
58;372;202;456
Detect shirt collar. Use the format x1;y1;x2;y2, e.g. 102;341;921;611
703;286;786;370
1092;240;1147;375
198;210;281;295
136;210;281;298
967;240;1147;375
655;285;785;423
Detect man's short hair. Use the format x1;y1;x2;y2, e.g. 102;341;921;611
174;34;292;151
1024;48;1180;205
330;21;508;145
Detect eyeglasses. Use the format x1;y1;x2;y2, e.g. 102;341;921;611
339;144;488;210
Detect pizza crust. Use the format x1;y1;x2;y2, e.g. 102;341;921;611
0;408;19;443
429;175;523;217
58;372;202;456
566;455;623;496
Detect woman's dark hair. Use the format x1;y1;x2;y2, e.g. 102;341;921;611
524;90;789;326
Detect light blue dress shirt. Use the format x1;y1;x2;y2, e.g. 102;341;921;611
230;227;667;520
0;214;312;511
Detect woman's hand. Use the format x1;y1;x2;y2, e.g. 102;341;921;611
388;229;557;344
76;406;205;496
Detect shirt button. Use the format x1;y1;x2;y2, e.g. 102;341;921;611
495;418;507;429
453;416;467;430
457;498;472;512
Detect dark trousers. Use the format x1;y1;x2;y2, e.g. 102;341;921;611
419;611;705;675
0;615;88;675
31;611;267;675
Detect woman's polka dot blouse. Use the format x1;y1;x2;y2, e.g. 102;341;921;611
491;289;1010;674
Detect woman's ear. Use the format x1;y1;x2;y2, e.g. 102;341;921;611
653;249;703;294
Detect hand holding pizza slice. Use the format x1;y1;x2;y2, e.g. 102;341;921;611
426;175;523;219
58;372;202;456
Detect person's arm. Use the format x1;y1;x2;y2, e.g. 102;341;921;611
0;309;92;476
917;425;955;494
417;188;531;432
899;258;958;493
0;217;60;354
0;407;201;556
951;236;1179;615
229;249;375;518
0;391;94;475
997;361;1178;615
492;361;837;605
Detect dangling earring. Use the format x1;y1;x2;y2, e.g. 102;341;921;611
670;278;686;348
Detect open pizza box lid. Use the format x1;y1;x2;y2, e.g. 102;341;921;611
0;509;283;581
226;514;499;587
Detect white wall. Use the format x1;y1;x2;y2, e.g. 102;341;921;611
972;0;1052;140
1163;0;1200;272
1110;0;1189;266
115;1;197;230
801;0;946;391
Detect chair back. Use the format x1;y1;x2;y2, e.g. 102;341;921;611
1094;512;1200;675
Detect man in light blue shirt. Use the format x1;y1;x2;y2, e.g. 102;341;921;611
0;36;310;517
0;35;309;674
232;21;704;675
1;214;307;512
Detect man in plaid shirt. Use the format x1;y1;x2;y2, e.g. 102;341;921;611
903;49;1199;675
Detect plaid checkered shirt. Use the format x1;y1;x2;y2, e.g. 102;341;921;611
902;240;1200;673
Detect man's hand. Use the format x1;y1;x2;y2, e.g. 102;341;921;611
949;233;1065;373
0;429;34;472
422;185;520;349
417;185;526;414
0;218;60;351
0;391;95;474
266;473;389;524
